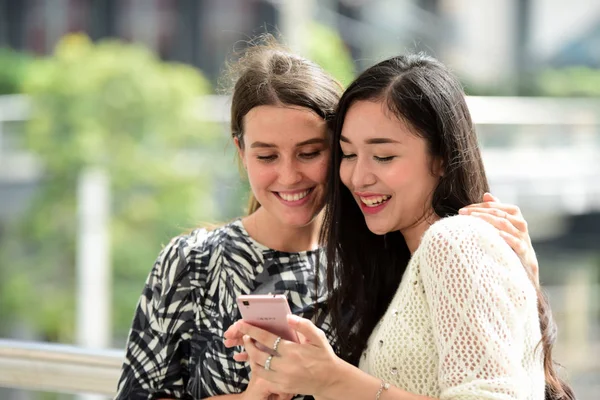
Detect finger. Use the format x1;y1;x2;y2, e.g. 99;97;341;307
459;201;520;215
243;335;274;370
469;211;521;239
238;322;280;351
499;231;528;257
233;351;249;362
463;207;528;233
482;192;498;203
287;315;328;347
248;359;273;382
223;321;244;340
224;338;244;348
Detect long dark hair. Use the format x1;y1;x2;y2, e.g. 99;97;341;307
321;53;574;400
223;34;342;214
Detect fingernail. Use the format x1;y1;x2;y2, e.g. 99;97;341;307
471;212;481;217
243;335;250;341
458;208;467;214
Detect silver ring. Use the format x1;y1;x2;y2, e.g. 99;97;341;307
272;336;282;353
264;355;273;371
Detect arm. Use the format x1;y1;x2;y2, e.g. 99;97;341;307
459;192;539;284
419;217;538;399
229;317;435;400
230;217;538;400
115;237;196;400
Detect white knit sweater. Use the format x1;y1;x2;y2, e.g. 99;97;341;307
358;215;545;400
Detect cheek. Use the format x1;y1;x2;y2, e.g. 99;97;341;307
303;156;329;185
246;163;276;190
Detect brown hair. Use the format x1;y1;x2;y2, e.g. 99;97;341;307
223;34;343;214
323;53;574;399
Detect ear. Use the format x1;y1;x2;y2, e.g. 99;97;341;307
234;137;247;169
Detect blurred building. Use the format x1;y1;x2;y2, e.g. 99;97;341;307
0;1;599;398
1;0;599;85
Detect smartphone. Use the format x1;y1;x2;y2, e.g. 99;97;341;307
236;294;299;350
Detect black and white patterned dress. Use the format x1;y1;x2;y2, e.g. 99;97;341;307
115;219;332;400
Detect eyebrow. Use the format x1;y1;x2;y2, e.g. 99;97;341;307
340;136;400;145
250;138;326;148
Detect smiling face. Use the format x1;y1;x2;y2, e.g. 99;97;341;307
237;105;329;228
339;100;442;235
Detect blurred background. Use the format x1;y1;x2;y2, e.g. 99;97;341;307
0;0;598;399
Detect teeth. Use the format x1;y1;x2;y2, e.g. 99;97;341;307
280;190;310;202
360;195;391;207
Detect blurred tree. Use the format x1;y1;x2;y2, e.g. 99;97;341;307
305;21;355;87
536;67;600;97
0;34;220;343
0;47;32;94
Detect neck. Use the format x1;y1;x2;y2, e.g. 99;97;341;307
401;210;440;254
242;207;323;253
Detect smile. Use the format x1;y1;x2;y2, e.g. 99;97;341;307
275;188;315;206
278;189;312;202
359;195;391;207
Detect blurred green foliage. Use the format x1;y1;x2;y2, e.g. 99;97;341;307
306;21;355;87
0;25;354;345
0;34;221;343
0;47;33;94
536;67;600;97
464;66;600;97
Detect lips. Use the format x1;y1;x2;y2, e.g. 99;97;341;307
274;188;315;207
359;195;391;207
354;192;391;215
278;189;311;202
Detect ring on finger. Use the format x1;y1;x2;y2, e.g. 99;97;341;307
273;336;282;353
265;355;273;371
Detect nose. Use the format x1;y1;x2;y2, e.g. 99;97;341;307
350;157;376;190
278;157;302;186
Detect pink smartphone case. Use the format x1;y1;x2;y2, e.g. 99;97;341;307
236;294;299;344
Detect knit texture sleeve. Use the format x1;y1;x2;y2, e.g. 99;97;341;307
420;215;539;400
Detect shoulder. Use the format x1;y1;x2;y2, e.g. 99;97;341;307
152;221;251;289
417;214;521;278
421;214;504;253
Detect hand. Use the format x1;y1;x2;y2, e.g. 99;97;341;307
242;371;294;400
225;322;294;400
459;192;539;284
227;315;344;397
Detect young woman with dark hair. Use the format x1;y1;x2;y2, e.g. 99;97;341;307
226;54;573;400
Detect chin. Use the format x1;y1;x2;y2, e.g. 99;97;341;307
365;221;392;236
280;213;319;229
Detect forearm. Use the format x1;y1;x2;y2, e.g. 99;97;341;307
318;361;435;400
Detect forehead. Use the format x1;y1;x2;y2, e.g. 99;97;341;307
341;100;414;141
243;105;327;144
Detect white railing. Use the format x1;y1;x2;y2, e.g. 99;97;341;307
1;94;600;125
0;339;122;397
0;284;598;397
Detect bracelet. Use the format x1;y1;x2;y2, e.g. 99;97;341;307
375;380;390;400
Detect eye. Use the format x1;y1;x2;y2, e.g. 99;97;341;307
299;151;321;159
257;155;277;162
341;153;356;160
374;156;396;163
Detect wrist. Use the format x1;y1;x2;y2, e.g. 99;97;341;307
320;357;353;399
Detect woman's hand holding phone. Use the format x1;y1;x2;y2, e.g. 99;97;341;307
224;295;298;399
